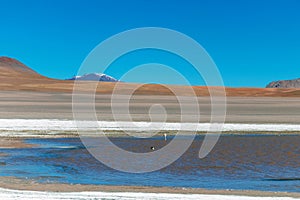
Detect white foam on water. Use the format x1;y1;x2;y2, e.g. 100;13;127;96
0;119;299;137
0;188;297;200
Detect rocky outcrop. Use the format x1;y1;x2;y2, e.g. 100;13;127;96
266;78;300;88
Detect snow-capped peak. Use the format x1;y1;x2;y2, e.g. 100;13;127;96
68;73;118;82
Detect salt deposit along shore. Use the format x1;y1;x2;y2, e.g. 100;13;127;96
0;188;299;200
0;119;299;137
0;184;300;200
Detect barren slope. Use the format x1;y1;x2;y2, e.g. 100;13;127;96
0;56;300;97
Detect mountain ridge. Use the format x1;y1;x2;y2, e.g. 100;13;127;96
266;78;300;88
0;56;299;97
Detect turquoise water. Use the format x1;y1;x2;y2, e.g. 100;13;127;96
0;135;299;192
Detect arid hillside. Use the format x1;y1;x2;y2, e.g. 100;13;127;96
0;56;300;97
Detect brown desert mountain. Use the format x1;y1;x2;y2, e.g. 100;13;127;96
0;57;47;79
0;56;300;97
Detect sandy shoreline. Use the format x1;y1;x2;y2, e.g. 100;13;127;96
0;176;298;198
0;138;36;149
0;189;298;200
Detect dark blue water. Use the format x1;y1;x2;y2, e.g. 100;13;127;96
0;135;299;192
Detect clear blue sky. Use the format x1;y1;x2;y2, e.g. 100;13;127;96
0;0;299;87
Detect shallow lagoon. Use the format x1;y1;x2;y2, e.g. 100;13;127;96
0;135;299;192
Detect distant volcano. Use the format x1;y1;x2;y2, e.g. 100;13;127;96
67;73;118;82
266;78;300;88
